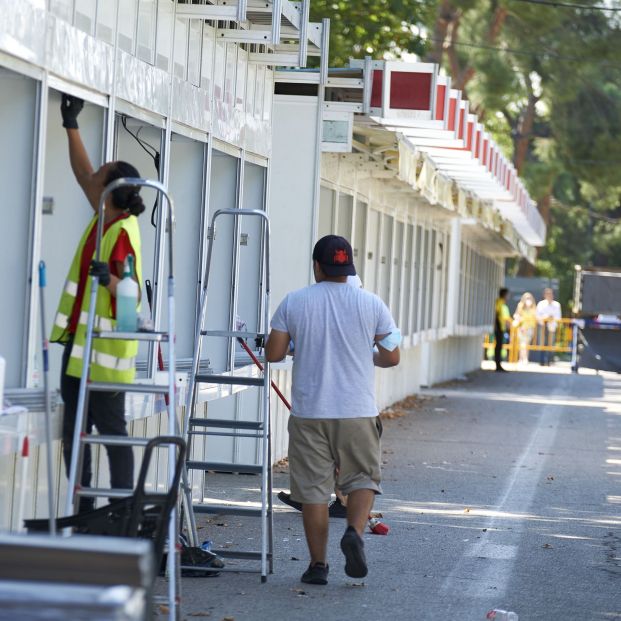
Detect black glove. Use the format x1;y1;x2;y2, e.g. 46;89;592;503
255;335;265;349
61;94;84;129
90;260;111;287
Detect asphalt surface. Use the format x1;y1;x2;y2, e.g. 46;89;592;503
159;362;621;620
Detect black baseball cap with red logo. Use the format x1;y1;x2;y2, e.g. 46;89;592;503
312;235;356;277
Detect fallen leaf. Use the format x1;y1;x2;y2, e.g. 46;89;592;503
345;582;366;587
291;587;307;596
290;556;300;561
159;605;170;614
222;617;235;621
546;475;554;480
482;528;488;532
188;613;211;618
464;508;471;513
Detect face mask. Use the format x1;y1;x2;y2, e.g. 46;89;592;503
378;329;402;352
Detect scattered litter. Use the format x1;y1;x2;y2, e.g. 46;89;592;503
542;543;553;549
159;605;170;614
380;395;424;420
482;528;488;532
345;582;366;588
291;588;307;596
188;613;211;618
464;507;471;513
291;556;300;561
434;407;447;412
222;617;235;621
546;475;554;480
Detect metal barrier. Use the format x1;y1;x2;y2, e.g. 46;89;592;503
484;318;575;364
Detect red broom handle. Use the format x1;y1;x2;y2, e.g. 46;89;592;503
237;337;292;410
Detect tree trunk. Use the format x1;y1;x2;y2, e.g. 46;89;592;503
513;90;537;174
517;193;550;275
425;0;457;65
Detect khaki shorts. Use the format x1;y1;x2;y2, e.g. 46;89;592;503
287;415;382;504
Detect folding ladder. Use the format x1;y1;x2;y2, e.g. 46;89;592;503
182;208;273;582
65;178;183;621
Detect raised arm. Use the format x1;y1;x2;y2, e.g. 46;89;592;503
61;94;101;211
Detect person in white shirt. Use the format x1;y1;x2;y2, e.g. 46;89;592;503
265;235;400;586
536;288;562;365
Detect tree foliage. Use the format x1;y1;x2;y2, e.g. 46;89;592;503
310;1;431;66
311;0;621;308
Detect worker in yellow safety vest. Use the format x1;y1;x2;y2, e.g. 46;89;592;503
50;94;144;512
494;288;511;373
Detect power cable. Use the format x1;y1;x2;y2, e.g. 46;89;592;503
550;201;621;223
509;0;621;11
120;115;161;228
421;35;621;71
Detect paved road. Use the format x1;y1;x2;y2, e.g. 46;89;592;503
166;363;621;620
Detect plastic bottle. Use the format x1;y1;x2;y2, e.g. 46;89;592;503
487;610;518;621
200;540;213;552
116;255;139;332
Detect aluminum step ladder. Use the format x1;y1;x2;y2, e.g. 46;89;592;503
65;177;183;621
182;208;273;582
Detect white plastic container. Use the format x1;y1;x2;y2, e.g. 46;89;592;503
116;256;139;332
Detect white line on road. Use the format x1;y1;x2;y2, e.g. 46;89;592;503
439;382;570;615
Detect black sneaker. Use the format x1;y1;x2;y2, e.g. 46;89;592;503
340;526;368;578
328;497;348;518
277;491;302;512
301;562;329;585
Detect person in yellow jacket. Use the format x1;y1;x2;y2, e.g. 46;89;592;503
513;292;537;366
494;288;511;372
51;94;144;512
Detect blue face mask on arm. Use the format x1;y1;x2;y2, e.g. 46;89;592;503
377;329;401;352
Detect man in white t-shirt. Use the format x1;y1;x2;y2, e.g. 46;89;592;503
536;287;562;365
265;235;400;586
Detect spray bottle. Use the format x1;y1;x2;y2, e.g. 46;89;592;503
116;255;138;332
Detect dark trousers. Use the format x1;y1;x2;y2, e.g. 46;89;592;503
61;340;134;508
494;325;504;369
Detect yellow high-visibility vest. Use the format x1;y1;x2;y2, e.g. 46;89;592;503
50;215;142;383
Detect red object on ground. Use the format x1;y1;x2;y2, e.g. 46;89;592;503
368;517;390;535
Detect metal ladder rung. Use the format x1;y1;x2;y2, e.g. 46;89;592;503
75;487;170;500
200;330;261;339
191;504;263;517
189;418;263;430
87;381;170;394
189;430;261;439
186;460;262;474
81;435;150;447
94;331;169;342
75;487;134;499
194;374;264;387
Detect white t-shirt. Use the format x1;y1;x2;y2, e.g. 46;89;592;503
270;281;396;419
536;299;562;332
